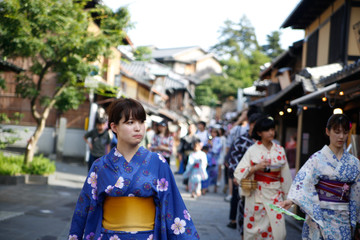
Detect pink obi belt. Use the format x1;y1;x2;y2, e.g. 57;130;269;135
315;179;353;203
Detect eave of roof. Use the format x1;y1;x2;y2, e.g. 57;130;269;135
320;59;360;86
0;59;24;73
281;0;336;29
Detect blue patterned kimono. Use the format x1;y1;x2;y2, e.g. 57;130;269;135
68;146;200;240
288;145;360;240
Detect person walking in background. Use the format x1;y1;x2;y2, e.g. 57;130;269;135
195;121;209;147
279;114;360;239
223;108;250;202
216;127;227;188
202;128;222;193
145;122;156;149
285;134;297;179
177;123;199;191
83;117;111;171
226;112;263;234
150;120;173;165
183;139;208;198
69;98;199;240
234;116;292;240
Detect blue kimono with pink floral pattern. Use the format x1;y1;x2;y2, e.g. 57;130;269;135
68;146;199;240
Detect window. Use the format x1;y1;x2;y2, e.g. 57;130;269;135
114;74;121;87
306;30;318;67
328;5;345;64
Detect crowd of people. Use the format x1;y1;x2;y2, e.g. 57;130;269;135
72;97;360;240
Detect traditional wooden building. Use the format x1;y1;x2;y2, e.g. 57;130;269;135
280;0;360;169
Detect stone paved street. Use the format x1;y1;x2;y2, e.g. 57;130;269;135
0;159;302;239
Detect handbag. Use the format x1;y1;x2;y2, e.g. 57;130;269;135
240;178;257;191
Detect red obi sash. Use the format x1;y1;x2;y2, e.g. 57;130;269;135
315;179;352;203
254;171;280;183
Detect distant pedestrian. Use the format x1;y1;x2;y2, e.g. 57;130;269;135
150;120;173;165
69;98;199;240
234;116;292;240
195;121;209;147
202;128;222;194
83;117;111;171
216;127;227;188
183;139;208;198
177;123;200;191
279;114;360;239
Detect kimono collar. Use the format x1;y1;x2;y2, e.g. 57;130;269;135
322;145;349;162
111;146;147;161
256;140;275;151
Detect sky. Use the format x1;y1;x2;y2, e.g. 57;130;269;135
102;0;305;52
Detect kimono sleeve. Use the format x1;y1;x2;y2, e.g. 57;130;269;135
287;154;325;227
68;170;97;239
350;162;360;227
153;153;200;239
233;147;252;183
279;147;292;197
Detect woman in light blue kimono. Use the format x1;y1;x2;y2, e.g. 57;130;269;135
68;98;199;240
183;139;208;198
279;114;360;239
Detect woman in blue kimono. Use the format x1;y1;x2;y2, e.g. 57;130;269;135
279;114;360;239
68;98;199;240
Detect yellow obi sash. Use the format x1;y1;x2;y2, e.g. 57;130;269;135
102;196;156;232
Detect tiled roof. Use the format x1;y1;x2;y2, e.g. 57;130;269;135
120;60;190;92
152;46;200;60
298;63;343;92
320;58;360;85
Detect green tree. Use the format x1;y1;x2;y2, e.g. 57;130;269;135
261;31;284;59
0;0;131;163
211;15;259;60
134;46;153;61
196;15;269;105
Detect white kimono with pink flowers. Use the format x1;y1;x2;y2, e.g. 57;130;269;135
234;141;292;240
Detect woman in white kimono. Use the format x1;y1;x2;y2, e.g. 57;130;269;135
279;114;360;239
234;116;292;240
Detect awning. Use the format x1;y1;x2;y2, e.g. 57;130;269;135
290;83;339;106
249;80;303;109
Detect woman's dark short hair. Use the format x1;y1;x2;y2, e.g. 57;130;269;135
107;98;146;131
326;114;351;132
251;115;275;140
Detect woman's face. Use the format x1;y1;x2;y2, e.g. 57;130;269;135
110;116;145;147
326;126;348;149
211;129;217;137
158;125;166;133
257;128;275;142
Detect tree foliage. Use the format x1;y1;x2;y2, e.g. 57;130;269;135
261;31;284;59
0;0;131;163
196;15;270;106
134;46;153;61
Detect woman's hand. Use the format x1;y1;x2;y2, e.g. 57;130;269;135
278;199;293;210
256;158;271;170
